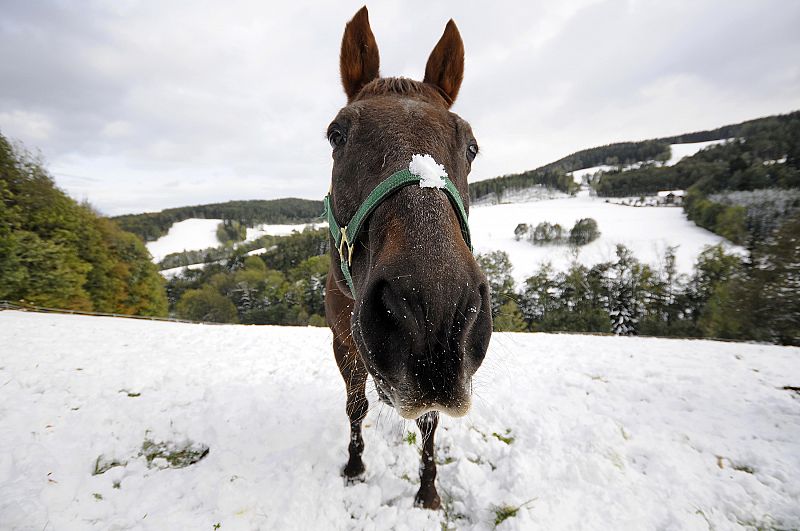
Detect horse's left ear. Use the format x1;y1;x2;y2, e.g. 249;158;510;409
423;20;464;108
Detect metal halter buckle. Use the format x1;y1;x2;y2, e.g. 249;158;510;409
339;226;354;265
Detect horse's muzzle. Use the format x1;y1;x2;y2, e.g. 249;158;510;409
355;269;492;419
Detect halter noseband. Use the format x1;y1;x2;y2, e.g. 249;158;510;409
323;167;472;298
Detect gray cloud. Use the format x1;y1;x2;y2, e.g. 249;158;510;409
1;0;799;215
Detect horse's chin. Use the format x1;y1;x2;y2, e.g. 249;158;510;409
375;379;472;419
396;398;472;420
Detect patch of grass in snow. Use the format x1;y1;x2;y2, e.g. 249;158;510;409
404;431;417;447
491;498;536;528
212;523;221;530
112;481;121;489
467;455;497;471
736;516;794;531
732;462;755;474
492;429;515;445
93;455;125;475
716;456;755;474
400;472;417;484
93;493;103;501
439;489;466;531
140;439;209;469
782;385;800;397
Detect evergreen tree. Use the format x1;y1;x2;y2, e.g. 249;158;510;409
476;251;516;319
494;300;527;331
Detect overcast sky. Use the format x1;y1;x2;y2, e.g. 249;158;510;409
2;0;799;216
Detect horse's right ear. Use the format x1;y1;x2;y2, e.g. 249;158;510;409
340;6;380;102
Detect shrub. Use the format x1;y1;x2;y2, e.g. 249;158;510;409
530;222;564;245
513;223;529;241
568;218;601;246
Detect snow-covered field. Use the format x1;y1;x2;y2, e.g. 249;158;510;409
563;140;730;186
667;140;729;166
245;222;325;242
568;165;617;184
2;311;798;530
471;190;731;283
146;218;223;263
146;220;322;263
147;190;729;282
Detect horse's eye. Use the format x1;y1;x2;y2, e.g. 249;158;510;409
467;142;479;162
328;129;347;149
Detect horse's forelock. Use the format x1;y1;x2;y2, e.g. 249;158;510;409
354;77;450;106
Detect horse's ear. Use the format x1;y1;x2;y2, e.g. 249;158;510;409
423;20;464;108
340;6;380;102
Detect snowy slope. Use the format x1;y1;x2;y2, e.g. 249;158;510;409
567;165;616;184
667;140;729;166
245;222;325;241
146;220;322;263
146;218;223;263
2;311;798;530
471;191;731;283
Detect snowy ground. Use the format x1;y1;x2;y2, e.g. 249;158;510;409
2;311;798;530
563;140;731;186
666;140;730;166
146;219;223;263
470;190;731;283
245;222;325;242
146;220;322;263
567;166;617;185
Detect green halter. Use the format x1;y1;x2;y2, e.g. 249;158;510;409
323;167;472;298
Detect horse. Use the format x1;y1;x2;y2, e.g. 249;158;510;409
323;6;493;510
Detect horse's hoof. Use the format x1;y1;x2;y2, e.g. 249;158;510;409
342;462;366;485
414;488;441;510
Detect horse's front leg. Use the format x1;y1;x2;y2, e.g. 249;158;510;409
333;335;369;481
415;411;441;509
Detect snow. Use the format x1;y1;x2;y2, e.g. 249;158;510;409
666;140;729;166
2;310;799;530
470;190;734;283
567;165;616;184
146;218;223;263
157;262;212;280
146;220;324;264
472;186;567;206
245;223;325;242
410;154;447;188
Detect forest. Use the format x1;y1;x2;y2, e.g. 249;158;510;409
165;228;330;326
471;111;799;203
481;211;799;345
0;133;167;315
595;111;800;247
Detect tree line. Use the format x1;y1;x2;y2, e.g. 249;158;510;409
515;218;600;246
0;133;167;315
112;197;324;242
478;212;799;345
166;228;331;325
593;111;800;247
467;112;796;205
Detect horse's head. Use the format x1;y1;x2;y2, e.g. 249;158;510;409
325;7;492;420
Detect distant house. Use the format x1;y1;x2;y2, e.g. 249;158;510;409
657;190;685;206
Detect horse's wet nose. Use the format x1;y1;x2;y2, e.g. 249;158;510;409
358;274;490;381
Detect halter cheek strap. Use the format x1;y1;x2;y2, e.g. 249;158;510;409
322;168;472;299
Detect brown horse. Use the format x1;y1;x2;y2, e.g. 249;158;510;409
324;6;493;509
